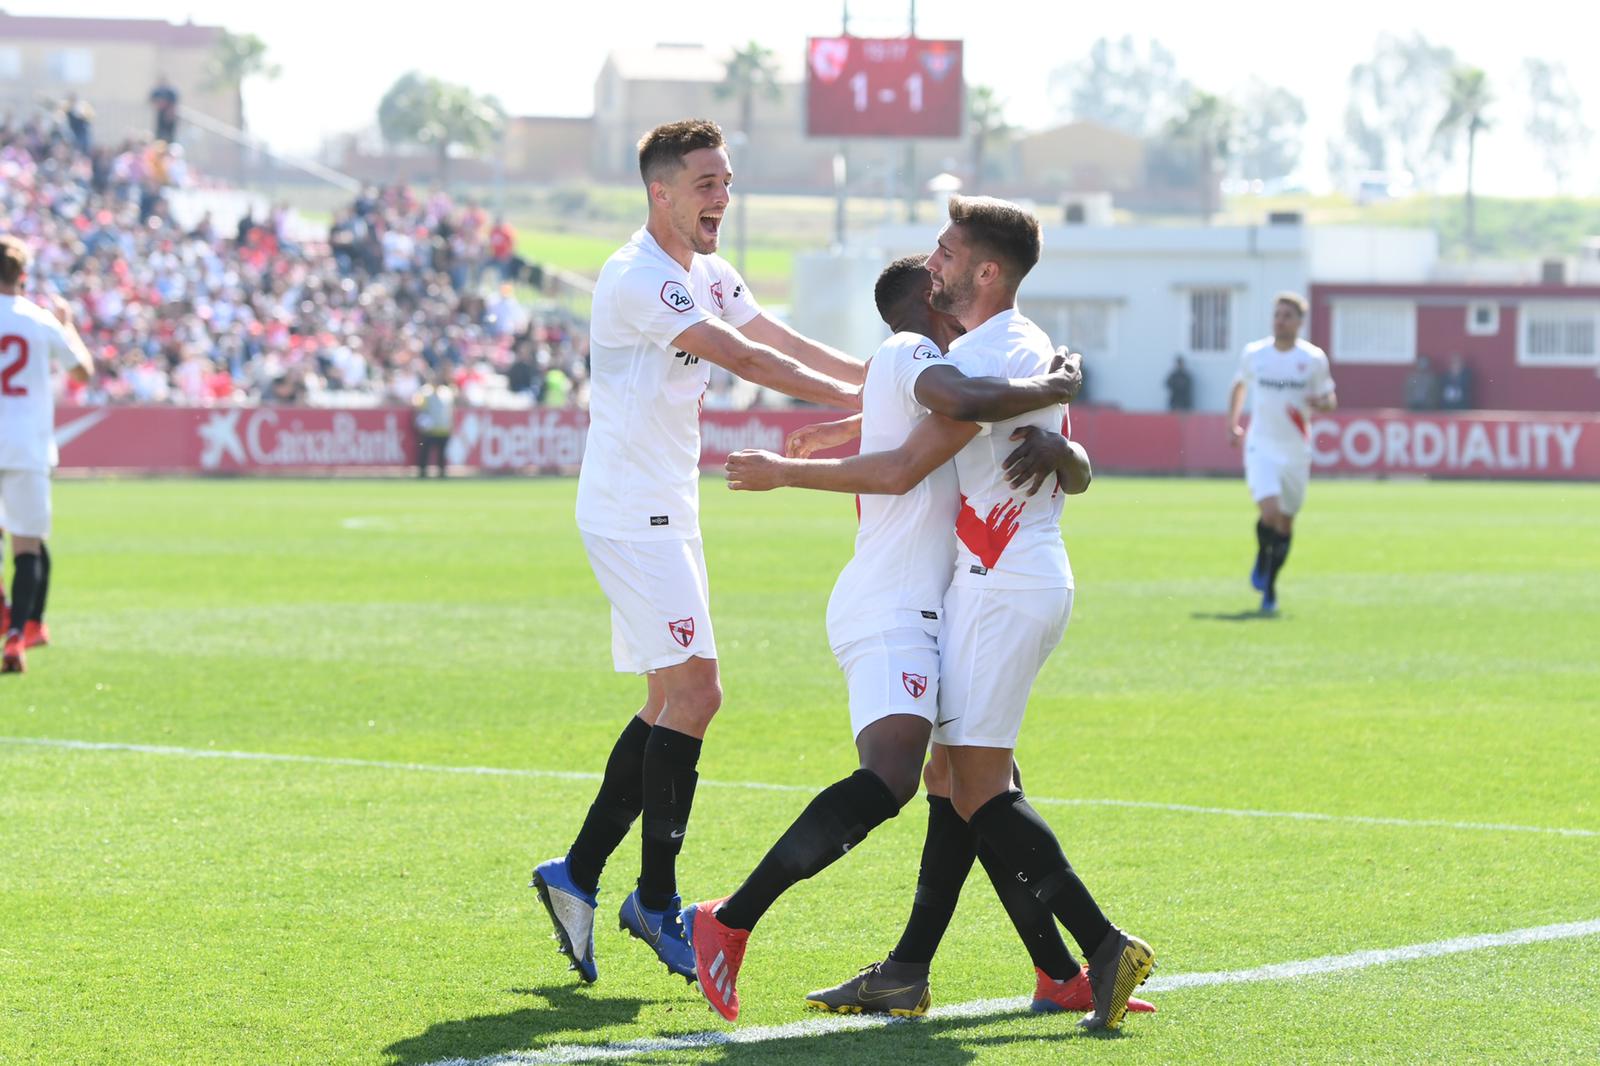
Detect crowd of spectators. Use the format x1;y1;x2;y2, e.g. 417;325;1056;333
0;104;591;411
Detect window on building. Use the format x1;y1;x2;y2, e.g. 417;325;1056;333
1519;302;1600;366
0;47;22;81
46;49;94;84
1185;289;1231;353
1027;300;1118;360
1465;301;1500;336
1331;300;1417;365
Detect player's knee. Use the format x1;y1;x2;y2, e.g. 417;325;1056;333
922;757;951;797
680;677;723;722
864;753;922;808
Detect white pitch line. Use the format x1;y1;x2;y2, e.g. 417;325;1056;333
1;735;1595;839
423;918;1600;1065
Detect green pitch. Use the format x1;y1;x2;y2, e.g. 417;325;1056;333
3;476;1598;1065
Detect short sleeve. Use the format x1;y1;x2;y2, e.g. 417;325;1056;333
1232;345;1254;387
707;258;761;328
890;335;947;414
614;262;713;350
1312;355;1335;397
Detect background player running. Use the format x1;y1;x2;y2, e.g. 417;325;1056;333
692;200;1154;1031
1226;292;1337;614
0;236;93;674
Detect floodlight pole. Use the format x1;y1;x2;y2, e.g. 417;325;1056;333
903;0;919;223
834;0;851;251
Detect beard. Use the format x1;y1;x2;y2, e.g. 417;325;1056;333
929;270;975;315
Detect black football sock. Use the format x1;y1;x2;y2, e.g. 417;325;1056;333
717;769;901;932
1254;520;1272;576
564;715;652;895
977;841;1081;981
29;543;49;623
7;552;39;638
1264;528;1290;599
967;790;1112;958
636;725;703;912
887;795;979;968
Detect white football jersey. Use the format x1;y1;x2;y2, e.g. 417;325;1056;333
825;332;959;651
0;295;80;472
944;309;1071;591
1234;337;1335;458
576;227;760;541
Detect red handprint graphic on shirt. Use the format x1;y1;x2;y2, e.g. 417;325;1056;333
955;495;1025;569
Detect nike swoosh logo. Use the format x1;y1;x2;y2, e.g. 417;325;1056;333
859;984;918;1001
936;717;960;727
670;828;686;839
53;409;111;449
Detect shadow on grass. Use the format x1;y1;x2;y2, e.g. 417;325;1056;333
382;983;654;1066
1190;609;1279;622
704;1010;1137;1064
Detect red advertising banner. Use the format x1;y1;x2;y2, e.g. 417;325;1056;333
52;406;1600;481
806;37;963;138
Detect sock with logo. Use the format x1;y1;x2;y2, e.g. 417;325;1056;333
887;794;978;966
564;714;652;895
977;841;1082;980
967;790;1112;958
636;725;704;912
7;551;40;638
716;769;900;932
28;543;49;623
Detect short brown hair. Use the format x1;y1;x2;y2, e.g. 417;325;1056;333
1276;291;1308;317
637;119;726;185
0;235;29;286
946;195;1041;284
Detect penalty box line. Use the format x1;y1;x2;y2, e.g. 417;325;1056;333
424;917;1600;1065
1;734;1595;840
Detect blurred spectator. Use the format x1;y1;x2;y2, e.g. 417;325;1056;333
65;94;93;154
1165;355;1194;411
413;371;455;477
1441;355;1474;411
542;366;572;408
149;78;179;143
1404;356;1441;411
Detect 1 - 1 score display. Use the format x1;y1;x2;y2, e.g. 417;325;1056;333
806;36;964;139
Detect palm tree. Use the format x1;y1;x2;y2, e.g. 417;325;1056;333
715;41;781;275
1434;66;1493;253
377;72;505;185
204;30;280;134
1166;91;1233;223
967;85;1011;194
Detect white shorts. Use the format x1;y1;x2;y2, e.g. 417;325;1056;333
581;533;717;674
833;627;941;740
933;584;1073;749
0;470;51;538
1245;446;1309;516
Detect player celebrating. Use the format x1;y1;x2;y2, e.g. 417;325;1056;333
1226;292;1337;614
529;118;905;986
688;198;1155;1031
0;236;93;674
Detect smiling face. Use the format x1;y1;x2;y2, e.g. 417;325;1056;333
926;222;982;318
651;146;732;257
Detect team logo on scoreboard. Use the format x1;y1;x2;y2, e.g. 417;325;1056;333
660;281;695;313
920;44;957;81
810;37;850;83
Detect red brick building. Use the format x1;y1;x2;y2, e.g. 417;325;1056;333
1310;283;1600;412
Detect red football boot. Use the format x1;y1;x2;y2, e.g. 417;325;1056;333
22;621;48;649
1030;966;1156;1015
2;633;25;674
683;899;748;1022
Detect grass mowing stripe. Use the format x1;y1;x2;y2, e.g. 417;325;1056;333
3;734;1596;839
422;917;1600;1066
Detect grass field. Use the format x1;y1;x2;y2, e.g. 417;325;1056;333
3;476;1599;1065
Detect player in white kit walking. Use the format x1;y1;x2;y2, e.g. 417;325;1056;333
530;119;878;986
688;200;1154;1031
1226;292;1337;613
0;236;93;674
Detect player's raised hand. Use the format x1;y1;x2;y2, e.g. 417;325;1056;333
785;415;861;458
726;449;788;491
1003;425;1066;497
1047;347;1083;404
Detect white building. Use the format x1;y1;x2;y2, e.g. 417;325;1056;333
792;220;1438;412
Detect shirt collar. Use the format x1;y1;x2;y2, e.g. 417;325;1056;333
949;307;1020;351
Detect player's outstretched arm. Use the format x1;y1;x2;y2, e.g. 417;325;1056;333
913;350;1081;423
48;295;94;382
786;414;862;458
739;312;866;386
1226;380;1248;446
674;317;860;411
1003;427;1092;496
727;412;979;495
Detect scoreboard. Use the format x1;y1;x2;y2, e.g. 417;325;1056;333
805;36;964;138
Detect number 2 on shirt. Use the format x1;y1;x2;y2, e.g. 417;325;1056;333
0;334;28;396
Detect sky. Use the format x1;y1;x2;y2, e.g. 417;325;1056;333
16;0;1600;196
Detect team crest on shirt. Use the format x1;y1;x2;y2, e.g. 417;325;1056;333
902;672;928;699
668;617;696;647
710;280;724;310
660;281;695;313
